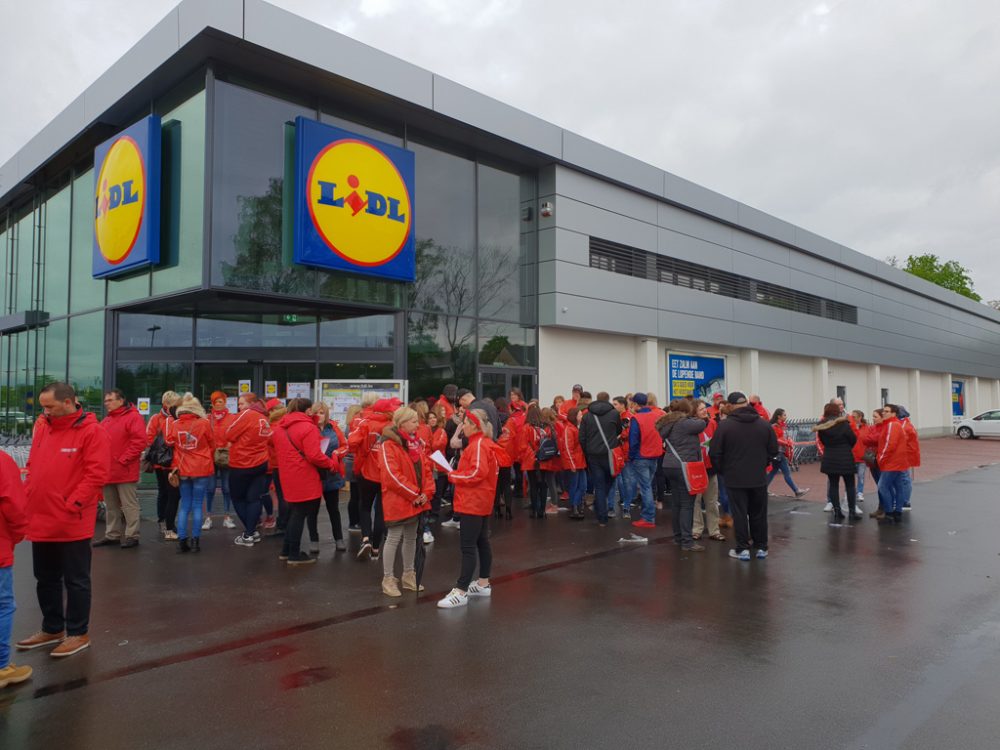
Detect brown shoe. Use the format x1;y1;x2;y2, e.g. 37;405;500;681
15;630;65;651
718;514;733;528
0;664;33;688
51;635;90;658
400;570;425;592
869;508;885;519
382;576;402;597
683;544;706;552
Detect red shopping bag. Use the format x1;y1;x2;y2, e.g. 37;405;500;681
682;460;709;495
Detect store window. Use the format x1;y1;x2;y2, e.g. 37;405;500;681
319;314;394;348
13;210;37;315
43;186;71;317
68;311;106;410
478;321;536;368
41;318;68;384
70;169;105;313
118;313;193;348
407;312;475;400
211;81;314;295
196;314;317;348
114;362;193;406
476;165;522;321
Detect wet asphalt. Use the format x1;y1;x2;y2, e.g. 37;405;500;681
3;464;1000;750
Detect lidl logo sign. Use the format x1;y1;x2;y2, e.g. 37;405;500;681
294;117;415;281
92;116;161;278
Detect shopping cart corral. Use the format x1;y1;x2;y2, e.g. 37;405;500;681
782;419;820;468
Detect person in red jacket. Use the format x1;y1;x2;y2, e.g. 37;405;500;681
875;404;909;522
491;399;516;521
560;407;587;520
378;407;434;596
147;391;182;539
205;391;236;531
272;399;338;566
749;394;770;422
16;382;110;659
165;394;216;553
93;389;146;550
347;397;400;560
1;451;31;689
437;409;499;609
519;405;560;519
225;393;272;547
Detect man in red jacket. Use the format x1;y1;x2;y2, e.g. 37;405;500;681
16;382;110;659
94;389;147;549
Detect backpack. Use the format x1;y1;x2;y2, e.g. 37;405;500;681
535;426;560;462
146;431;174;467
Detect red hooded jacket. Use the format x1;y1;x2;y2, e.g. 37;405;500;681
558;419;586;471
26;410;110;542
876;417;909;472
449;432;499;516
519;422;561;471
378;426;435;523
493;421;517;468
101;404;147;484
272;412;337;502
349;406;395;482
210;409;236;447
0;451;28;567
225;404;271;469
166;413;216;478
901;418;921;468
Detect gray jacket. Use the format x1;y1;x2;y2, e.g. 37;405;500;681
658;415;707;469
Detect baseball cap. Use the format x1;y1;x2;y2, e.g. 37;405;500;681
572;384;583;392
631;392;648;406
727;391;748;405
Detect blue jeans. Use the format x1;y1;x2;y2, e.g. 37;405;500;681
178;475;214;540
900;470;913;508
766;455;800;494
568;469;587;509
878;471;907;514
856;463;866;496
205;467;231;513
717;481;730;515
0;566;13;668
589;462;613;522
629;458;658;523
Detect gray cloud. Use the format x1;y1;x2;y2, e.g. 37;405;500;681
3;0;999;298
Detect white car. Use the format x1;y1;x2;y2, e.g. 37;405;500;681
955;410;1000;439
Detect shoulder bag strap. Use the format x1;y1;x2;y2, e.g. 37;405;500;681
592;413;615;468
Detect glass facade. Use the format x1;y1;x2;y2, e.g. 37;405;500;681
0;74;537;434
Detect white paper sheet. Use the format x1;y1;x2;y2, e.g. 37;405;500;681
430;450;452;473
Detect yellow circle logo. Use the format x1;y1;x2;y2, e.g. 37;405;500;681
307;139;412;267
94;136;146;264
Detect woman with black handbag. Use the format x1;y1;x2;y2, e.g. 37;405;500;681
146;391;181;540
813;403;860;523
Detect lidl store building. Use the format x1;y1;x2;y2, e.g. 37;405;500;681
2;0;999;435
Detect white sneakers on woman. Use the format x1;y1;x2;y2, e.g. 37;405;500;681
467;581;492;597
437;588;468;608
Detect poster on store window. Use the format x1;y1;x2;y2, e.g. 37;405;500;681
265;381;278;399
315;380;408;430
287;382;312;400
952;380;965;417
238;379;251;396
137;398;150;416
667;353;726;400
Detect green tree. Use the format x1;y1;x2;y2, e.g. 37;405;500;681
886;253;981;301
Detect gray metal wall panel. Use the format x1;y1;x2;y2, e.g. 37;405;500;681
659;284;734;320
561;132;664;195
789;253;838;283
84;9;181;123
555;197;657;253
737;203;797;246
659;310;735;344
548;228;588;266
663;172;740;224
787;268;835;298
733;322;794;353
657;201;734;247
433;77;562;157
179;0;243;43
658;229;734;271
732;299;792;331
794;227;843;263
554;262;659;309
734;253;791;287
243;0;433;108
555;165;658;224
559;294;658;337
731;232;791;267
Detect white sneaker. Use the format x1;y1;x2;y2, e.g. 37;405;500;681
164;530;178;540
235;535;254;547
251;531;261;542
437;588;469;609
856;493;865;502
794;488;809;499
823;502;834;512
467;581;492;598
423;530;434;544
223;516;236;529
201;517;212;531
441;519;461;529
852;509;864;518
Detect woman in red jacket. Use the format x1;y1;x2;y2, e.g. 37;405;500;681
766;409;808;498
165;394;215;553
519;405;560;519
378;407;434;596
205;391;236;531
437;409;499;609
225;393;272;546
272;399;337;566
561;407;587;520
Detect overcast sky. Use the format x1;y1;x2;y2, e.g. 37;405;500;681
2;0;999;299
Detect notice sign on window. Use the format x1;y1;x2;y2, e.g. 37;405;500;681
265;381;278;399
137;397;151;416
668;353;726;400
238;379;251;395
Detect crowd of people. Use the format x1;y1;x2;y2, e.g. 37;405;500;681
0;379;921;690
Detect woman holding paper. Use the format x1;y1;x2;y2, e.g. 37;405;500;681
438;409;499;609
378;407;435;596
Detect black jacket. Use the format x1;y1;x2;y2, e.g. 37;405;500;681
708;407;778;488
658;415;707;469
815;418;857;476
578;400;622;468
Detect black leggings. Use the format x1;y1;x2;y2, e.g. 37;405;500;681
282;499;320;558
827;473;857;514
457;515;492;590
359;476;386;551
308;489;344;542
348;481;361;527
155;468;180;531
229;463;270;536
494;466;513;517
527;469;558;515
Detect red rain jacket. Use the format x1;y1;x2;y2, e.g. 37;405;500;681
349;407;394;482
101;404;147;484
225;404;272;469
0;451;28;567
558;420;586;471
378;426;434;523
876;417;909;472
449;432;499;516
166;413;216;478
272;412;337;502
26;410;110;542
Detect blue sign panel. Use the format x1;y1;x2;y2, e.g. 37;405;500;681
952;380;964;417
293;117;415;282
92;115;161;278
668;353;727;400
